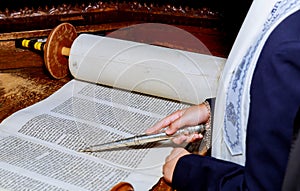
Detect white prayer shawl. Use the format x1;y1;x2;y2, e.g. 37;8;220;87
212;0;300;166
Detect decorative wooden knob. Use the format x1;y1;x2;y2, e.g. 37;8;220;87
16;23;77;79
110;182;134;191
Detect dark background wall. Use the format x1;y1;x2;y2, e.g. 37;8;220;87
0;0;252;47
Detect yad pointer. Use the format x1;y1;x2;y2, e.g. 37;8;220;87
80;125;205;152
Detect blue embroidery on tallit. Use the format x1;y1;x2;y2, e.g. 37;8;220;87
224;0;300;155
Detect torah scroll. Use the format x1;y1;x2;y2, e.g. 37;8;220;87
69;34;225;105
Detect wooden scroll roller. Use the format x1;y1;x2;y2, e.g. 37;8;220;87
110;182;134;191
15;23;77;79
109;178;174;191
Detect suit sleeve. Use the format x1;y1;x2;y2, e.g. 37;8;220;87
172;154;245;191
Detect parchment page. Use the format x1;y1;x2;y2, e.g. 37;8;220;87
0;79;190;191
69;34;226;105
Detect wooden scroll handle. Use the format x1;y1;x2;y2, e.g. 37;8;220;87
15;23;77;79
16;39;70;56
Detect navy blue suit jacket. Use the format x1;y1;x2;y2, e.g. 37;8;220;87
172;10;300;191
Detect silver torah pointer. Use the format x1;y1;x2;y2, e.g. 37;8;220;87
80;125;205;152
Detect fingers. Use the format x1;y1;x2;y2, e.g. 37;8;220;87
163;148;190;183
171;134;187;144
185;133;203;143
146;107;194;135
171;133;203;144
165;104;205;135
146;103;210;139
145;109;184;134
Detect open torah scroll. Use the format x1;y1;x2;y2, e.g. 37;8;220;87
0;33;225;190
